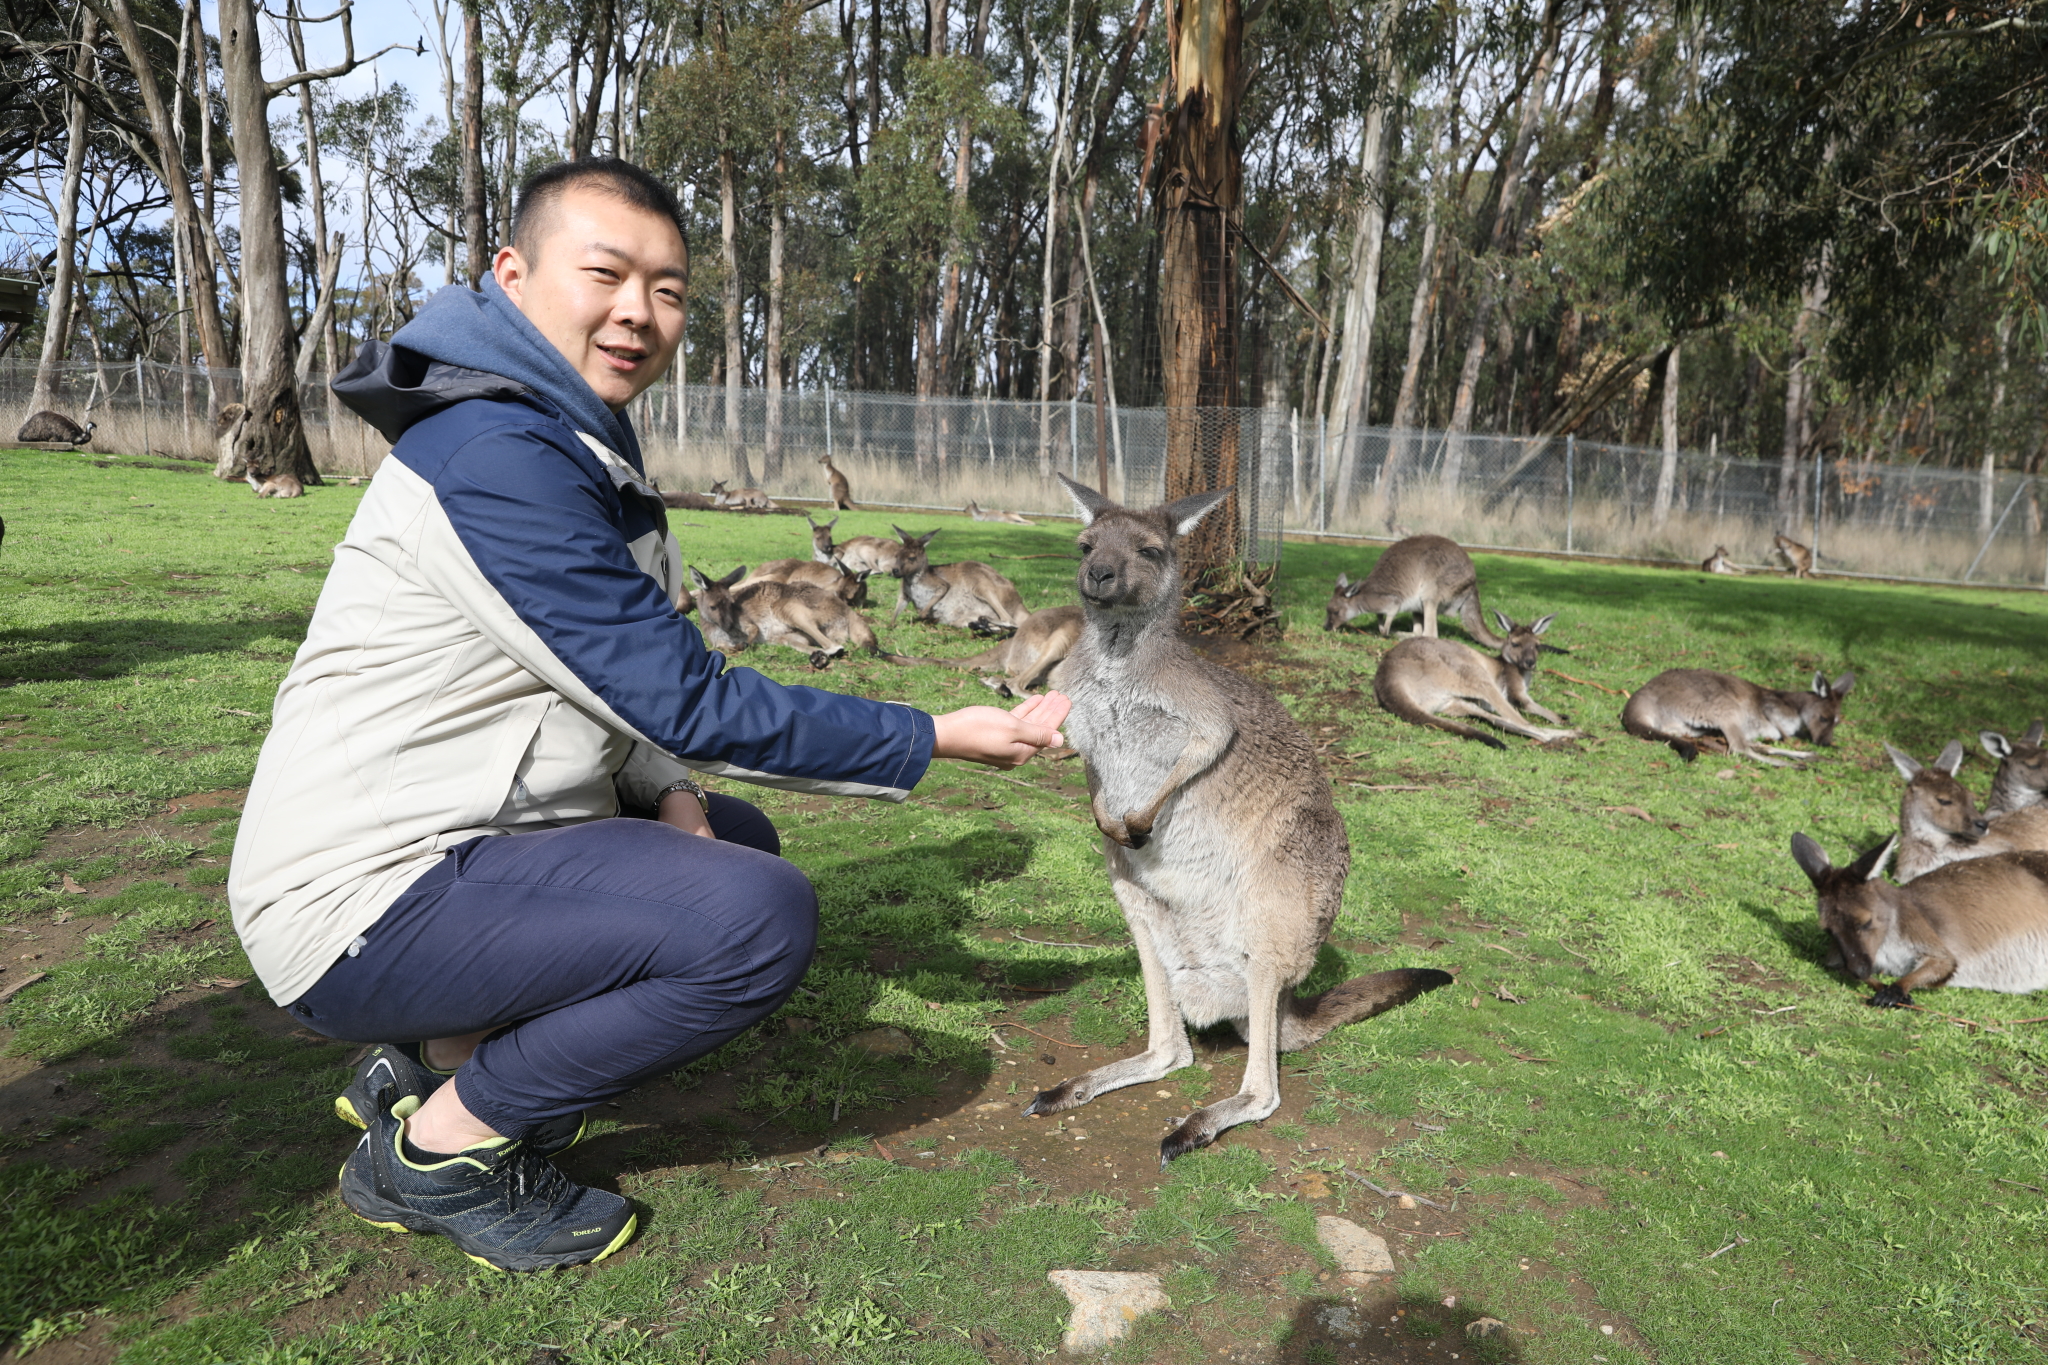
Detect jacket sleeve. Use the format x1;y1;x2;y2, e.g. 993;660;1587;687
412;420;934;800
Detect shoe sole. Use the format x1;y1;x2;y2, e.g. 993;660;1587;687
337;1161;636;1271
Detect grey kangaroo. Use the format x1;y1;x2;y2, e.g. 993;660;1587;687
1774;533;1814;578
1887;740;2048;881
810;521;901;577
1791;833;2048;1006
1621;669;1853;766
965;500;1032;524
1701;546;1743;575
819;453;853;510
688;566;911;670
928;604;1082;697
1026;475;1452;1164
708;479;777;512
1322;534;1504;646
1373;613;1580;749
1982;720;2048;817
737;557;869;607
889;526;1029;636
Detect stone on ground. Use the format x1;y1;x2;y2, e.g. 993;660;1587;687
1046;1270;1170;1352
1315;1215;1395;1274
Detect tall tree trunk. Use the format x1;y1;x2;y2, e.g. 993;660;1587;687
462;2;488;284
1652;343;1680;529
286;1;341;414
572;0;615;158
1980;315;2014;532
1777;264;1828;530
1157;0;1244;573
186;0;239;384
1035;5;1075;472
764;123;786;483
30;9;96;415
214;0;321;483
938;0;995;389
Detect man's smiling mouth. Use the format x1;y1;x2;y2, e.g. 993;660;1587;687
596;343;646;371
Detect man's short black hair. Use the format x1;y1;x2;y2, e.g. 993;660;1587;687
510;158;689;262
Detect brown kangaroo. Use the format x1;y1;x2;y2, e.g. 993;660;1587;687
708;479;777;512
737;557;869;607
1025;475;1452;1165
661;487;718;511
1621;669;1853;766
1791;833;2048;1007
1322;534;1504;646
249;471;305;499
889;526;1029;636
1982;720;2048;817
1887;740;2048;881
811;523;900;577
1774;533;1814;578
1701;546;1743;575
928;604;1083;697
819;453;853;509
1373;613;1580;749
687;565;912;670
965;500;1032;524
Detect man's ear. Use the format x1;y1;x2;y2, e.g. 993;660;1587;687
492;244;527;305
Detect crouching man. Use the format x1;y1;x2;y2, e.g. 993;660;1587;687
228;158;1067;1272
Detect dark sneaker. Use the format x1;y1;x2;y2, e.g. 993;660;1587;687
336;1043;590;1156
338;1095;635;1272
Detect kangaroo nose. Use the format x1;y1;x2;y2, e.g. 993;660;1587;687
1085;565;1116;593
1975;820;1991;835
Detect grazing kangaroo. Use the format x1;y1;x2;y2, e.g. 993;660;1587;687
929;604;1083;697
1774;533;1814;578
1373;613;1580;749
708;479;777;511
1982;720;2048;817
1026;475;1453;1164
737;557;869;607
15;410;95;446
1621;669;1853;766
965;500;1032;524
819;453;854;509
248;470;305;499
1701;546;1744;575
1791;833;2048;1006
688;566;912;670
1886;740;2048;881
1322;534;1504;646
889;526;1029;636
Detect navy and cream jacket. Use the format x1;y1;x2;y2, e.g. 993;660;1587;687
229;280;933;1005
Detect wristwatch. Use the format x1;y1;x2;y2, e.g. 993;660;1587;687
656;774;711;815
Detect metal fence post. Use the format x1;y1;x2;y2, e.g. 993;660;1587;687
1964;477;2027;582
1565;434;1575;554
1317;413;1328;535
824;381;833;464
135;356;148;456
1812;449;1824;570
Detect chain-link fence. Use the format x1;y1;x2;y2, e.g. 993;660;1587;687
10;359;2044;588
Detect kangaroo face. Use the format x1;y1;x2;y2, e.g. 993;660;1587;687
1984;722;2048;807
1323;575;1370;631
1891;741;1987;843
807;516;838;557
1792;832;1898;982
1799;671;1856;745
1076;512;1178;612
686;566;753;652
891;527;939;578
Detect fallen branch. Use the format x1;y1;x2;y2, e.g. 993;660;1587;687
1011;932;1109;950
1345;1171;1448;1210
0;971;48;1003
1348;783;1426;792
1703;1235;1750;1261
1550;670;1626;696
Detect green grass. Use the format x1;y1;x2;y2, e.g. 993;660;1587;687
4;443;2048;1362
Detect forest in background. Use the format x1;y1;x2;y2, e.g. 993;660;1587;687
2;0;2043;497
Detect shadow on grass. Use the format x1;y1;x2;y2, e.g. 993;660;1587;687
1278;1291;1527;1363
0;618;311;683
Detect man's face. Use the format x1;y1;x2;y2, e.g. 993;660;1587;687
493;185;688;412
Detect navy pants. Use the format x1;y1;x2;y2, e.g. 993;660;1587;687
291;795;814;1139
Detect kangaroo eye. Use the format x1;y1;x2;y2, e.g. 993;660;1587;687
1139;546;1164;560
1937;798;1952;806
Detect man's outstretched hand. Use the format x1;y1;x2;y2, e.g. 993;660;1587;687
931;691;1071;770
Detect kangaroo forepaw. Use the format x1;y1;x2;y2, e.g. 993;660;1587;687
1868;983;1913;1009
969;618;1017;640
1023;1080;1088;1117
807;651;833;670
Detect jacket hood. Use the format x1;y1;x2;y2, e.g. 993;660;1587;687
332;276;642;469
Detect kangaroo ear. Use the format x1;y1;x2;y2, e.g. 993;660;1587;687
1831;671;1855;698
1057;473;1113;526
1852;835;1898;883
1163;487;1231;538
687;566;712;591
825;516;838;531
1983;730;2014;761
1335;572;1349;590
1884;742;1922;780
2027;718;2045;747
1492;609;1513;635
720;565;747;586
892;524;912;542
1936;739;1965;775
1530;613;1557;634
1812;671;1829;696
919;529;940;546
1789;833;1832;885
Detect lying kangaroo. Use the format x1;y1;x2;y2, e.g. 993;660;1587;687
1621;668;1853;766
1982;720;2048;817
890;526;1029;635
708;479;777;511
1701;546;1743;575
1373;613;1580;749
1322;534;1503;646
1887;740;2048;881
1774;533;1814;578
248;470;305;499
1791;833;2048;1006
810;522;900;577
737;557;868;607
688;566;909;669
965;500;1032;524
1026;475;1452;1164
819;453;853;510
661;487;718;511
929;604;1082;697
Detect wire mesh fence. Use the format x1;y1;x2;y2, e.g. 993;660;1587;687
9;359;2045;589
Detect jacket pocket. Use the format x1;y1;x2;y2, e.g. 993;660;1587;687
390;692;552;834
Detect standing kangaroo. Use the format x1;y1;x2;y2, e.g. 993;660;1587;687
889;526;1029;635
1026;475;1452;1164
928;604;1082;697
1373;613;1580;749
1791;833;2048;1006
1982;721;2048;817
1886;740;2048;881
1774;533;1814;578
819;453;854;509
1701;546;1743;575
1621;669;1853;765
688;566;911;670
1322;534;1504;646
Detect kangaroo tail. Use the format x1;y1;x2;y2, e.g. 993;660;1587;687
1376;684;1507;750
1458;593;1505;649
1281;968;1455;1051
